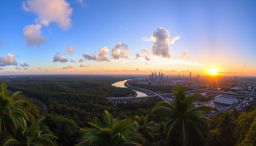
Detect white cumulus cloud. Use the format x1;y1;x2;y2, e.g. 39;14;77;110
53;54;68;63
23;24;46;46
66;46;74;54
23;0;72;29
83;47;109;62
0;53;18;66
111;43;129;59
151;27;180;58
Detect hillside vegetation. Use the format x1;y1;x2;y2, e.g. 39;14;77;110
0;76;255;146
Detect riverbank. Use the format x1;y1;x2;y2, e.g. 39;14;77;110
112;79;147;97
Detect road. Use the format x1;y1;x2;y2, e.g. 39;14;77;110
235;85;256;110
125;81;170;102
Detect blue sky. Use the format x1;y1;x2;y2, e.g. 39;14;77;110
0;0;256;75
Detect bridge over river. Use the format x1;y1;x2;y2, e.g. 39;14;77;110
108;80;256;105
108;80;172;104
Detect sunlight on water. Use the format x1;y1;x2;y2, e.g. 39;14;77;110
112;80;147;97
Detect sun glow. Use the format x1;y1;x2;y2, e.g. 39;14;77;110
209;68;219;76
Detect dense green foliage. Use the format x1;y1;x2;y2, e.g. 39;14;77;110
1;76;256;146
152;85;209;146
0;84;56;146
4;118;56;146
77;110;142;146
0;76;135;127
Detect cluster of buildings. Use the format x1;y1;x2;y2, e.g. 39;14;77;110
146;72;204;88
148;72;168;82
148;72;170;84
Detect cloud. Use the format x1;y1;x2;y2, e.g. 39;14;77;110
80;64;88;68
141;49;151;55
62;64;73;69
83;54;96;60
135;53;140;59
53;54;68;63
23;0;72;29
151;27;180;58
78;59;83;62
0;53;18;66
180;51;188;59
20;63;29;67
83;47;109;62
77;0;84;4
66;46;74;54
97;47;109;61
111;42;129;59
145;56;150;61
76;0;86;6
70;59;76;63
23;24;46;46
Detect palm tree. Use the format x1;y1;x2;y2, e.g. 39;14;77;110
134;115;156;143
77;110;143;146
152;85;208;146
235;109;256;145
3;118;57;146
215;111;236;146
240;116;256;145
0;84;28;139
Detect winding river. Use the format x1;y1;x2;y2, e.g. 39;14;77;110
112;79;147;97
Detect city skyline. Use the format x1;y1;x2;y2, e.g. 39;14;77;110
1;0;256;76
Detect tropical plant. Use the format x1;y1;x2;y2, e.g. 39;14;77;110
77;110;142;146
239;116;256;146
0;83;28;139
215;111;236;146
3;118;57;146
134;115;156;142
152;85;208;146
235;109;256;146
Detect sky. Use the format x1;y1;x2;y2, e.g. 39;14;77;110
0;0;256;76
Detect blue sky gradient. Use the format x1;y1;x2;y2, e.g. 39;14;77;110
0;0;256;75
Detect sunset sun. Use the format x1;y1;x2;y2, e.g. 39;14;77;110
209;68;219;76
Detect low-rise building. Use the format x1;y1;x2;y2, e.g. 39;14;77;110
214;95;238;106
